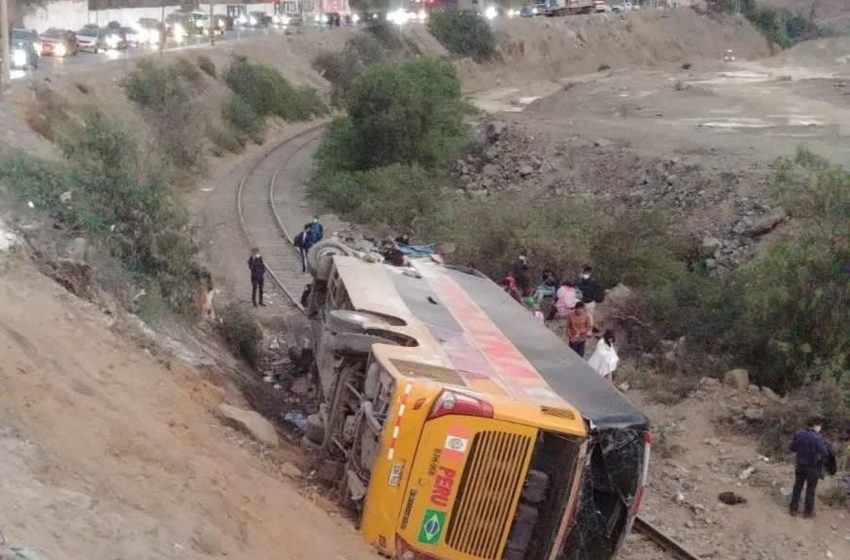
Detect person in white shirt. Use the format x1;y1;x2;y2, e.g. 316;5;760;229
588;329;619;382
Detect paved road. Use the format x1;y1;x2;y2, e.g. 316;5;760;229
8;25;340;81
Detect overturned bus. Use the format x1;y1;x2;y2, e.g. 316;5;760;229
303;240;650;560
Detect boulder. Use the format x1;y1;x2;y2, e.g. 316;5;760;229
745;209;787;237
762;386;781;401
486;121;506;143
218;403;279;447
483;163;502;178
724;369;750;391
518;163;535;177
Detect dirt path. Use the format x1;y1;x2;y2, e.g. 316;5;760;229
0;251;379;560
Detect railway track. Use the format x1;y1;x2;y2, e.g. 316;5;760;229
632;517;702;560
234;126;701;560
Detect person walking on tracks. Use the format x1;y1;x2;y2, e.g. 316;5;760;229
248;247;266;307
789;417;832;518
294;224;313;273
566;302;592;357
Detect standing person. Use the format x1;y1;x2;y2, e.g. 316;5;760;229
513;253;531;297
308;216;324;245
587;329;619;382
789;418;831;518
566;302;592;357
549;279;579;320
293;224;312;273
575;265;605;320
248;248;266;307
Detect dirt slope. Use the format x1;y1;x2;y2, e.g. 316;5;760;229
0;237;375;560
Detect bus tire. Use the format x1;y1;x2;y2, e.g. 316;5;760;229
307;240;350;281
522;469;550;504
305;413;325;444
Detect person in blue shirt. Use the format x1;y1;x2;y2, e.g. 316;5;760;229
789;417;830;518
307;216;324;245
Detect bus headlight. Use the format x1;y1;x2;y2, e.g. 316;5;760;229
55;43;67;57
12;48;28;68
485;6;498;19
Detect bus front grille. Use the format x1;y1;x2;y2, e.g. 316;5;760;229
445;431;533;559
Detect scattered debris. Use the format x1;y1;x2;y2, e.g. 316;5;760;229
283;410;307;433
718;491;747;505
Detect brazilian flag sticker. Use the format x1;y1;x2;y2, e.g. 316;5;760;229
417;509;446;545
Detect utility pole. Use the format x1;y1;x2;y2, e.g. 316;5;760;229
209;0;215;46
1;0;10;94
159;0;165;54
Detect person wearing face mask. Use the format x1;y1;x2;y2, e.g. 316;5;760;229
789;417;831;518
574;265;605;320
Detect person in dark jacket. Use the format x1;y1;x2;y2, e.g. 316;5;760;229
513;253;530;297
248;248;266;307
574;265;605;321
293;225;312;273
789;417;830;518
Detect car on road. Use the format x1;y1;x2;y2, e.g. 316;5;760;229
39;28;78;57
137;18;165;45
611;1;637;12
76;25;126;53
9;28;41;69
75;25;104;52
247;11;272;27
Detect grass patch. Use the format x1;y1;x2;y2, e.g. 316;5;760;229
427;9;496;61
219;303;263;366
121;59;206;175
224;55;327;122
0;109;202;316
197;55;217;79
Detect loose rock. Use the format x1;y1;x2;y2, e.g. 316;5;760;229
724;369;750;391
218;403;279;448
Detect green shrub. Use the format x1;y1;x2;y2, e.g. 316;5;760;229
173;56;203;85
197;55;217;79
316;58;470;174
224;55;327;122
223;94;265;140
0;110;201;314
121;59;205;173
219;303;263;366
755;379;850;458
427;9;496;61
726;151;850;390
435;193;591;280
207;123;245;155
313;163;448;229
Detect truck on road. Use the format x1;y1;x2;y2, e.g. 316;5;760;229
300;240;650;560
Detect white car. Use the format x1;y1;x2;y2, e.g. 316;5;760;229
612;2;637;12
